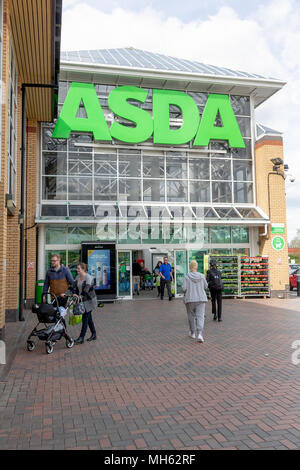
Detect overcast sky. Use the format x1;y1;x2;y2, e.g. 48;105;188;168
61;0;300;242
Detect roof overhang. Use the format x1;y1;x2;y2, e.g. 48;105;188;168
59;60;286;108
10;0;62;121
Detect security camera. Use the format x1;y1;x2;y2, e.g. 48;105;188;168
285;173;295;182
271;157;283;166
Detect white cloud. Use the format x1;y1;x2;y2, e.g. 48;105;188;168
60;0;300;240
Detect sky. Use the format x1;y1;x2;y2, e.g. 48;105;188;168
60;0;300;242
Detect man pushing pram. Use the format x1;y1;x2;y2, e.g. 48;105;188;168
42;254;75;306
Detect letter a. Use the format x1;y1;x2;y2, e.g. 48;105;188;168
52;82;111;141
194;94;245;148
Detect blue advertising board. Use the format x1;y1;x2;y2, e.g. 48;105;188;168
81;242;116;299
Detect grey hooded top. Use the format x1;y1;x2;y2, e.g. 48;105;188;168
182;272;208;304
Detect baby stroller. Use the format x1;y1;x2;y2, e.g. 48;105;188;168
27;293;75;355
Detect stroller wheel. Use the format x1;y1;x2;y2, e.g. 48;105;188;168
27;341;35;352
45;343;54;354
66;338;74;349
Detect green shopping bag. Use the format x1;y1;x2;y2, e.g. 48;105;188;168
69;314;82;326
171;281;175;294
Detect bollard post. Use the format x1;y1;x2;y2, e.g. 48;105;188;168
297;273;300;297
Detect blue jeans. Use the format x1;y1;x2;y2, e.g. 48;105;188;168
79;311;96;338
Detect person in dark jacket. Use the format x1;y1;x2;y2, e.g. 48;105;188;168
132;260;142;295
74;263;98;344
43;254;75;307
206;259;223;322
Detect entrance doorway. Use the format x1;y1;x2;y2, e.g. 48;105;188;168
117;247;208;300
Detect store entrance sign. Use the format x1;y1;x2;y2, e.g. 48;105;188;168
52;82;245;147
272;236;285;251
271;223;285;234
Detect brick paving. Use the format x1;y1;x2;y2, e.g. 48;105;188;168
1;296;300;450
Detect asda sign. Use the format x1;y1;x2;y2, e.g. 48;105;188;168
52;82;246;147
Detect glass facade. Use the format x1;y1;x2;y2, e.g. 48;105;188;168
41;81;256;286
41;82;253;208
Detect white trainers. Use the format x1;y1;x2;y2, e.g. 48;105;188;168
189;331;196;339
197;334;204;343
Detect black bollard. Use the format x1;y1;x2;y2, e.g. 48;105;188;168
297;273;300;297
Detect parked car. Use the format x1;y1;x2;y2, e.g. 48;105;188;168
289;264;300;273
290;268;300;290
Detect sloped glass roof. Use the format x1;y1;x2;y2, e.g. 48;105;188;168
39;203;269;223
61;48;277;81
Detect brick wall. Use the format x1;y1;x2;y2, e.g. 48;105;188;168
0;0;11;331
255;137;289;295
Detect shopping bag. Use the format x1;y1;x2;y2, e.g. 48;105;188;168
69;314;82;326
73;296;85;315
171;282;175;294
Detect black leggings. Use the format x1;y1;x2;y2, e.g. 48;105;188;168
210;289;222;319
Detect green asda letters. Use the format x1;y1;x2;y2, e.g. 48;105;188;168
52;82;245;148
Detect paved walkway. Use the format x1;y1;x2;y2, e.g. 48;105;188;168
1;296;300;450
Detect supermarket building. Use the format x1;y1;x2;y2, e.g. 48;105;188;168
36;48;289;301
1;42;291;333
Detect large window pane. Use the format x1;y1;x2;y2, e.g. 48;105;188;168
234;182;253;203
68;177;93;200
189;181;210;203
69;133;93;152
69;205;94;217
41;205;68;217
210;226;231;244
141;224;164;244
212;182;232;203
143;154;164;178
211;159;231;180
94;152;117;176
189;157;209;179
167;181;188;202
46;226;67;244
232;226;249;243
94;178;117;201
119;179;141;201
42;126;67;151
166;155;187;179
232;139;252;159
230;96;250;116
58;81;69;104
236;117;251;137
68;226;93;244
119;149;141;177
43;176;67;200
43;153;67;175
118;224;141;244
68;153;92;175
233;161;252;181
143;180;165;202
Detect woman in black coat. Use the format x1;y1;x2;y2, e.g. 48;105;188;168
74;263;98;344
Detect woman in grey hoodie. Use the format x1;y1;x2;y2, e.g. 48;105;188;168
182;260;208;343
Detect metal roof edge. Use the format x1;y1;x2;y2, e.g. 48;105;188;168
59;60;287;89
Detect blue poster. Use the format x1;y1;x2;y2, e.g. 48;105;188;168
87;249;111;290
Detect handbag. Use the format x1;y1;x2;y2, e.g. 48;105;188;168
73;296;86;315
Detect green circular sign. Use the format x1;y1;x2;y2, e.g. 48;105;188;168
272;236;285;251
